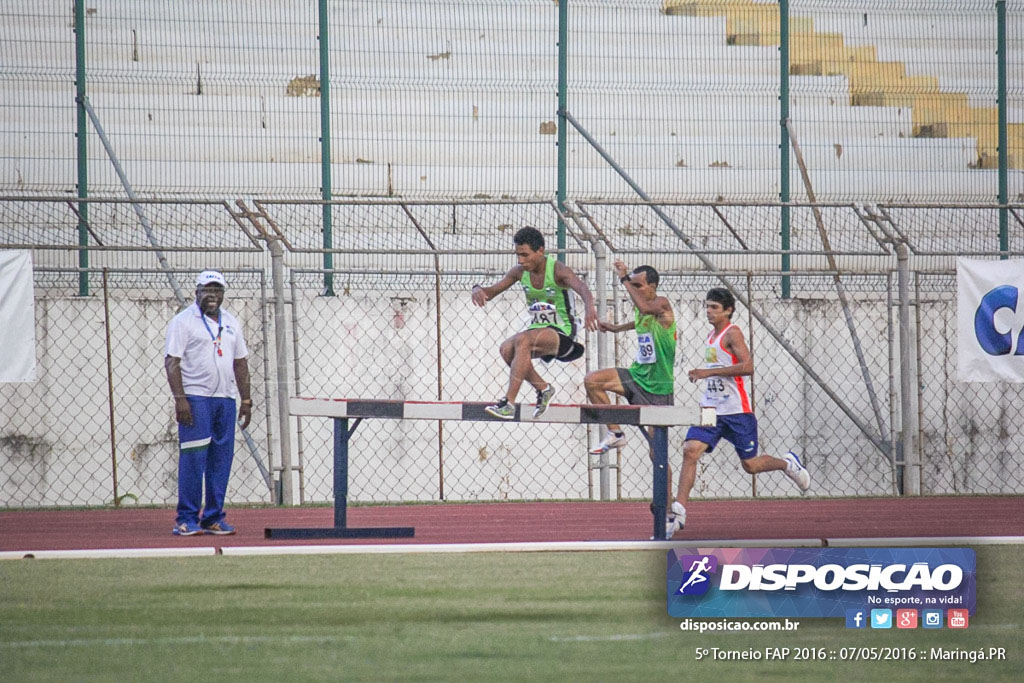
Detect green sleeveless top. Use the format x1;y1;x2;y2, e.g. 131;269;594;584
521;256;575;337
628;307;676;395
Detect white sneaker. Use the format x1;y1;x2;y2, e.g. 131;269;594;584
589;430;627;455
782;451;811;492
666;501;686;538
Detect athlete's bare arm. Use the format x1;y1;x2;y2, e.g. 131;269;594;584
613;260;674;327
642;295;674;328
552;261;599;331
622;280;671;321
597;319;635;333
471;266;524;306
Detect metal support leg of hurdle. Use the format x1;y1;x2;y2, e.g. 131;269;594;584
645;426;669;541
265;418;416;539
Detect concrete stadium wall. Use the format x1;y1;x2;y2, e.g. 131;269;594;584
5;283;1018;507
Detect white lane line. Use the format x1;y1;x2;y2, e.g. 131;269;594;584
3;536;1022;561
0;547;217;560
221;539;824;556
825;536;1024;546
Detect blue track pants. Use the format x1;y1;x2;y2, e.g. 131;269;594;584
176;395;236;526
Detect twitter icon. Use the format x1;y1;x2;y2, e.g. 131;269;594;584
870;609;892;629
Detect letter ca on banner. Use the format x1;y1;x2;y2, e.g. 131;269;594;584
956;257;1024;383
975;285;1024;356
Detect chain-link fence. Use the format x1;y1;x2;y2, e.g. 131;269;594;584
0;267;274;507
609;273;898;501
289;271;596;503
281;207;597;502
915;272;1024;495
4;1;1024;508
3;199;1024;507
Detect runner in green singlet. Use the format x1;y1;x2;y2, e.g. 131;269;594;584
584;262;676;455
471;227;598;419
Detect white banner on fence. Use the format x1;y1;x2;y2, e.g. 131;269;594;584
0;250;37;383
957;257;1024;383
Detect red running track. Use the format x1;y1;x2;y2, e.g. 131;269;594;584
1;496;1022;552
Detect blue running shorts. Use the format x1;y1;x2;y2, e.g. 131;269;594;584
684;412;759;460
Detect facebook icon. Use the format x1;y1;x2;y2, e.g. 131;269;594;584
845;609;866;629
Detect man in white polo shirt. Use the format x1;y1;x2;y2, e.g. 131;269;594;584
164;270;252;536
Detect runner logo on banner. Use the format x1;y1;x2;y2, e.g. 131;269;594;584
957;257;1024;383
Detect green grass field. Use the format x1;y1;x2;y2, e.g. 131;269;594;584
1;547;1020;681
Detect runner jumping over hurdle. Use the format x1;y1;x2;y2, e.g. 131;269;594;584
472;226;598;419
584;261;677;454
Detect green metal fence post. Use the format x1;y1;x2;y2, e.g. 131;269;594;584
319;0;335;294
556;0;568;262
74;0;89;296
997;0;1008;258
780;0;791;298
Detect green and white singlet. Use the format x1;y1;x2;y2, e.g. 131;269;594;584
521;256;576;338
627;307;676;395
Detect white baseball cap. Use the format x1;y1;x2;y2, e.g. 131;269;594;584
196;270;227;288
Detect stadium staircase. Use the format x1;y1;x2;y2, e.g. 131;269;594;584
664;0;1022;169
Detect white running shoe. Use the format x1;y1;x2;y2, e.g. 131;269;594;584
782;450;811;492
665;501;686;538
589;430;627;455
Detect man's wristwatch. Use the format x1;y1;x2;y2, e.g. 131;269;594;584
240;399;253;406
619;275;630;283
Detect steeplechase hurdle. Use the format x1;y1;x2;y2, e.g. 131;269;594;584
266;397;706;541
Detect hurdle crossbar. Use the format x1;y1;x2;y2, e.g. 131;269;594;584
266;398;704;541
289;397;695;426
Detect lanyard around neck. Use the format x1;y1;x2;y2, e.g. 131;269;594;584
200;309;223;356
